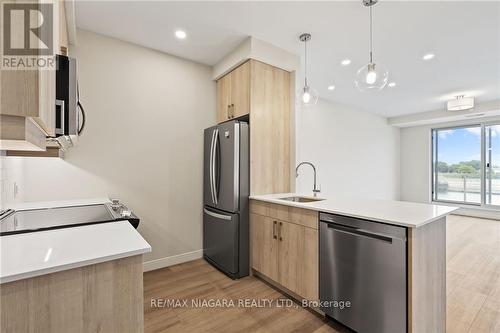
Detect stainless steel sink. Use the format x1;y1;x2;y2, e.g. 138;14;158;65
278;196;325;203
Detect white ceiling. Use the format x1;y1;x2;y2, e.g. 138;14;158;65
75;1;500;117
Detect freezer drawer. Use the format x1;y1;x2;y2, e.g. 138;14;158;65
203;207;239;275
320;214;407;333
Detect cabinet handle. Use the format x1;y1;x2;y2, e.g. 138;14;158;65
231;104;235;118
273;220;277;239
279;221;283;241
227;104;231;119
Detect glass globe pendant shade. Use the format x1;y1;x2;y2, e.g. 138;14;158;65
355;62;389;92
297;84;319;107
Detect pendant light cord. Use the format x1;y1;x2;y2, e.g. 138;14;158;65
369;6;373;63
304;38;308;87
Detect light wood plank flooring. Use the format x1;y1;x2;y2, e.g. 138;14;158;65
446;215;500;333
144;215;500;333
143;259;348;333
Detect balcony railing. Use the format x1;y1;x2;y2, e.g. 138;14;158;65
436;173;500;205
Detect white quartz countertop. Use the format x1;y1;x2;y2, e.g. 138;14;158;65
0;221;151;284
250;193;458;228
0;198;151;284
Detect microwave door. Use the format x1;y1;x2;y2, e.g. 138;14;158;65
56;55;78;137
55;99;65;135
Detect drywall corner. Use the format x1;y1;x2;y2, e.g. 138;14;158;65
212;36;300;80
212;37;252;80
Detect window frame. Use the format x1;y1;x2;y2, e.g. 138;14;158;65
431;121;500;209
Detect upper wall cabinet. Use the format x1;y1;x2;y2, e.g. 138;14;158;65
217;59;292;195
0;0;68;151
216;61;250;123
55;0;69;56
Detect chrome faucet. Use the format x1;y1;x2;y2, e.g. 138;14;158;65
295;162;321;197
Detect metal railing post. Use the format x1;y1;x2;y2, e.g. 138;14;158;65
463;175;467;202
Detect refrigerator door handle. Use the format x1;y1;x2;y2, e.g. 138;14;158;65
213;128;219;204
209;129;216;204
204;208;232;221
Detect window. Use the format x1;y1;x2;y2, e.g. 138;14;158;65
432;123;500;207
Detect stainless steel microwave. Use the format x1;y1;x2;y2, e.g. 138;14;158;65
55;55;79;137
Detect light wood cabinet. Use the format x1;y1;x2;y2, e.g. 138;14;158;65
278;221;319;301
0;0;69;151
216;61;250;123
250;214;278;281
250;200;318;301
249;61;291;195
56;0;69;55
1;255;144;333
0;116;46;151
216;59;291;195
216;74;231;123
230;61;250;118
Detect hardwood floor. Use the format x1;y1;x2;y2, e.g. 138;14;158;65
446;215;500;333
143;259;349;333
144;215;500;333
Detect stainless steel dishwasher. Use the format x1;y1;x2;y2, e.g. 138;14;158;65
319;213;407;333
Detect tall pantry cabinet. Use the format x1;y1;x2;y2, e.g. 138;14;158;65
215;59;292;195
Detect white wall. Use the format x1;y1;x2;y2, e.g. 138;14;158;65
5;30;216;265
400;125;432;203
295;99;400;200
0;155;24;209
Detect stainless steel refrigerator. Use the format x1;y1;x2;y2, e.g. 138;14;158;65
203;120;249;279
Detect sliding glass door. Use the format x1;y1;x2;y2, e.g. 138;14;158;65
432;122;500;208
485;124;500;206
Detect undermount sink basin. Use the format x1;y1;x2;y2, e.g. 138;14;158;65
278;196;325;203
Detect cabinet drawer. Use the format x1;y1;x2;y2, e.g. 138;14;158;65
250;201;289;220
250;200;318;230
250;200;269;216
289;207;318;230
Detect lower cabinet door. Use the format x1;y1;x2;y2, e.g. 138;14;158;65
250;214;278;281
278;221;318;300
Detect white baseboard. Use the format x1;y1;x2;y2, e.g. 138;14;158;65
143;249;203;272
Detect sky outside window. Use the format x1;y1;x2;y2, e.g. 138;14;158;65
437;127;481;165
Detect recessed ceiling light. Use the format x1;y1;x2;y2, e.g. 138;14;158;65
175;30;187;39
341;59;351;66
388;82;396;88
327;85;335;90
422;53;435;61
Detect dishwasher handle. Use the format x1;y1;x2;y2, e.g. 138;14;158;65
326;223;394;244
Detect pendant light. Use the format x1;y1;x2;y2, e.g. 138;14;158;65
355;0;389;92
298;33;319;106
447;95;475;111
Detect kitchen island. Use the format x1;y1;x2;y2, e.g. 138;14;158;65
0;199;151;333
249;193;458;333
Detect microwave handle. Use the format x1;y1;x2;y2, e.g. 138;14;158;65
77;100;86;135
76;81;86;136
55;99;65;135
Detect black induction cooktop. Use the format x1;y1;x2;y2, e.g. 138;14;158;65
0;201;139;236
